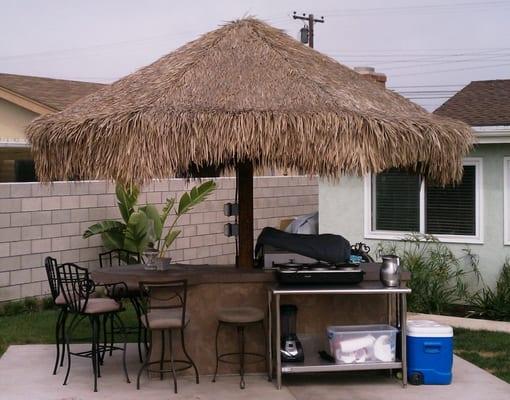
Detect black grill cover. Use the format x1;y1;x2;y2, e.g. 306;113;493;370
255;227;351;266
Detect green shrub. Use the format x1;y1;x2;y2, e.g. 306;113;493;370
377;234;480;314
1;300;26;316
41;296;56;310
468;260;510;321
23;297;38;313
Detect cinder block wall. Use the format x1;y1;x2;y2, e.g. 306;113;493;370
0;176;318;302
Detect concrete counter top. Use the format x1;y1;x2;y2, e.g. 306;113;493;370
91;262;410;287
91;263;275;286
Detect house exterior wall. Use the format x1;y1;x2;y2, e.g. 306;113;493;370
0;98;37;140
319;143;510;287
0;176;318;302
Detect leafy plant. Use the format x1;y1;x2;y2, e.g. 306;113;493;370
468;259;510;321
83;180;216;257
377;234;480;314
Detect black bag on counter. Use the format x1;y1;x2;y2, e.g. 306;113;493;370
255;227;351;266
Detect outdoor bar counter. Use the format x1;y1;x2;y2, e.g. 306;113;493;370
92;263;410;376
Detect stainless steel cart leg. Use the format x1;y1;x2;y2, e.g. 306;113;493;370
388;293;393;377
275;293;281;390
267;288;272;382
400;293;408;387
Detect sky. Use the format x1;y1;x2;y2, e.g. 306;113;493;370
1;0;509;111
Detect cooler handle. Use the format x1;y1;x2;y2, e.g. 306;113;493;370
423;341;442;353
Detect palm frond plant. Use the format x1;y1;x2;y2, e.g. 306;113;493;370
83;180;216;259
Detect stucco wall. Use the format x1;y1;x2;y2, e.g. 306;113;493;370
0;176;318;302
319;143;510;287
0;98;37;140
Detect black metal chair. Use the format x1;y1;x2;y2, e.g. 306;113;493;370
98;249;146;363
136;280;199;393
99;249;140;268
44;256;67;375
212;306;267;389
57;262;130;392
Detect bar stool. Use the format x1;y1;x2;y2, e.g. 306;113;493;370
212;306;267;389
136;280;199;394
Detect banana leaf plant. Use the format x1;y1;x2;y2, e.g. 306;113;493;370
83;180;216;258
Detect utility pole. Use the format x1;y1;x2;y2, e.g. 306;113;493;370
292;12;325;48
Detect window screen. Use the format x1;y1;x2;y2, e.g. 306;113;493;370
426;165;476;236
373;169;420;231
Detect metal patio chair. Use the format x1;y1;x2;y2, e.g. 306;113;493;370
98;249;147;363
44;256;67;375
57;262;130;392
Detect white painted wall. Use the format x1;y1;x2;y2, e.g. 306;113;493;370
319;143;510;287
0;98;38;140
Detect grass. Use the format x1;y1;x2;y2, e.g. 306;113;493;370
454;328;510;383
0;302;139;357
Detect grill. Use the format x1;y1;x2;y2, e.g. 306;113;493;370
274;261;364;285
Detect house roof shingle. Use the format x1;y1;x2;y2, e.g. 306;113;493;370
434;79;510;126
0;73;104;111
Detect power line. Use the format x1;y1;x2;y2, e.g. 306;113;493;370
319;1;510;18
392;61;510;77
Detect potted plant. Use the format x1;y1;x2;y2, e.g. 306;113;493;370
83;180;216;265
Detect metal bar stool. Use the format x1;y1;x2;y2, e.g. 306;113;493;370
212;306;267;389
136;280;199;394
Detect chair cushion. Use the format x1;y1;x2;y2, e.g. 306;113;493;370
55;290;98;305
55;293;67;305
217;306;264;324
141;309;189;330
81;298;121;314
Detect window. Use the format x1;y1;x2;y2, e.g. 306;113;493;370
364;159;483;243
504;158;510;245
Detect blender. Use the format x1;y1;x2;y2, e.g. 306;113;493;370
280;304;304;362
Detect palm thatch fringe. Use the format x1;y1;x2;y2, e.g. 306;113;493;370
26;18;473;186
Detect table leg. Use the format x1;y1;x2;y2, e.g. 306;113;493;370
400;293;408;388
275;293;281;390
267;289;272;382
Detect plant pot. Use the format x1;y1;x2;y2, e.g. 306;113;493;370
155;257;172;270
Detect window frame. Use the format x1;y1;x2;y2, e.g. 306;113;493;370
504;157;510;245
364;158;484;244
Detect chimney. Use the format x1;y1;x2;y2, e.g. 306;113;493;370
354;66;387;87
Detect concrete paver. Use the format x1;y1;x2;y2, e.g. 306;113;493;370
0;344;507;400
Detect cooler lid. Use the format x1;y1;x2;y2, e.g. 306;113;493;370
407;319;453;337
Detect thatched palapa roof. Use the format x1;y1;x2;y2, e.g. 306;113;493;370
27;18;473;186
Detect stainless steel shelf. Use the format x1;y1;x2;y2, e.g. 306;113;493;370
280;335;402;374
268;283;409;389
272;281;411;295
282;361;402;373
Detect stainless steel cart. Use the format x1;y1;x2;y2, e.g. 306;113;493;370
267;281;411;389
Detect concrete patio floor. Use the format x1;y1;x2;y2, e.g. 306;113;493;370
0;344;508;400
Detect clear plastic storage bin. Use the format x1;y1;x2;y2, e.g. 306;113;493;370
327;324;398;364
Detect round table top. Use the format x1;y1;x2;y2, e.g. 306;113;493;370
91;263;275;286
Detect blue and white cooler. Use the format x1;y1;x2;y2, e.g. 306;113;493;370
407;320;454;385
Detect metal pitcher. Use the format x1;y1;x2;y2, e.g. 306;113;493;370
380;255;401;287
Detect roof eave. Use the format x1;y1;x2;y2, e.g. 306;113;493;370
472;125;510;144
0;86;57;115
